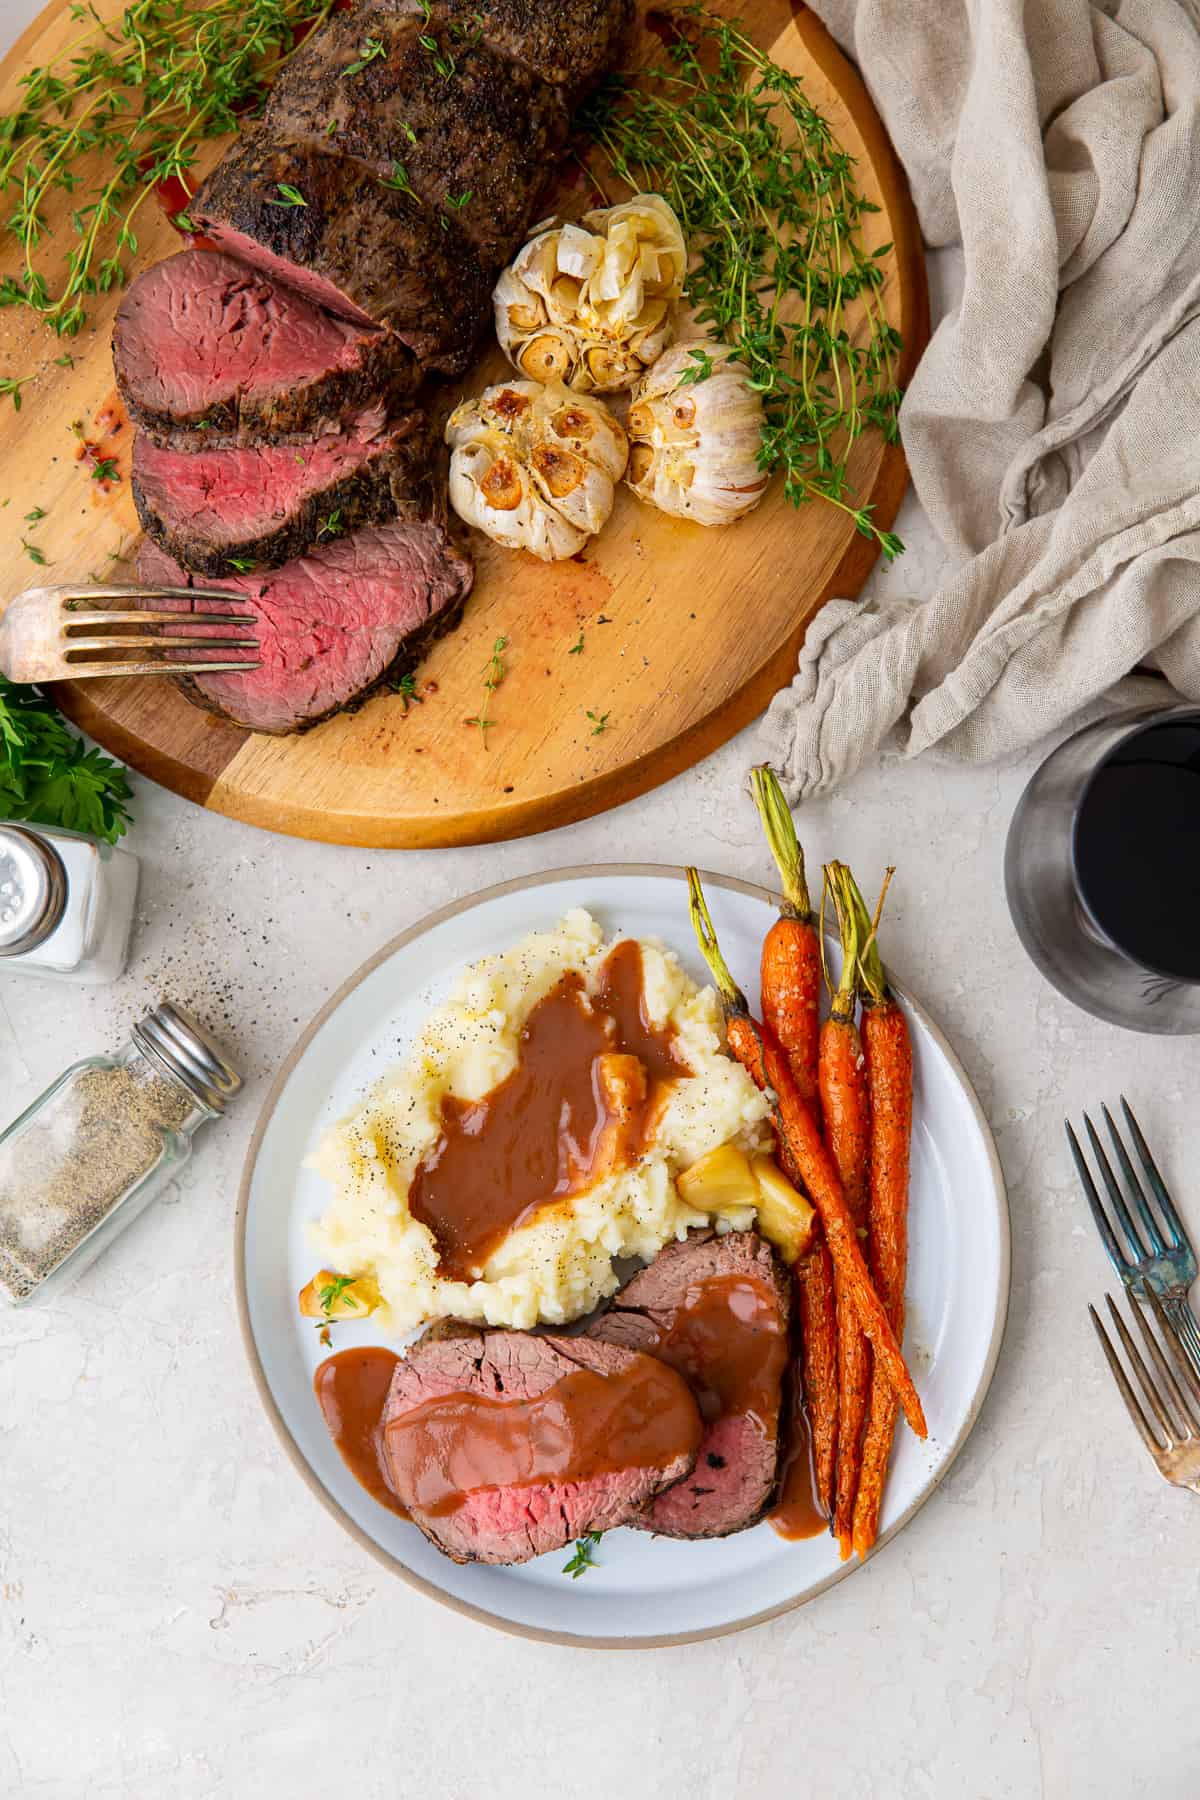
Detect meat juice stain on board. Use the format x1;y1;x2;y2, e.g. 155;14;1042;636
74;392;131;500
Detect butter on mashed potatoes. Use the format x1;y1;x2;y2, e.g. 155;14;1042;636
308;908;771;1334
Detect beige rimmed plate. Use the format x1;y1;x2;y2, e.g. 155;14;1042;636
236;865;1010;1647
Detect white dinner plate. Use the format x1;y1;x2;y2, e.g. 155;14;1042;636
236;865;1010;1647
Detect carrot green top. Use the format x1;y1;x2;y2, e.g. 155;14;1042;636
750;765;812;921
686;868;749;1015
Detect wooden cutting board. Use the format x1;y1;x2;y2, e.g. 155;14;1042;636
0;0;926;847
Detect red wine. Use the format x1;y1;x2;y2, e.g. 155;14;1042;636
1072;716;1200;981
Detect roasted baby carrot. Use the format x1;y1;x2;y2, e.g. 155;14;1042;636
751;765;821;1105
750;765;836;1508
844;868;914;1559
687;870;927;1441
794;1241;839;1517
821;866;873;1556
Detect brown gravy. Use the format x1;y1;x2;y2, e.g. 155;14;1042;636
769;1406;826;1540
382;1357;703;1517
408;940;690;1282
635;1273;789;1429
313;1347;407;1518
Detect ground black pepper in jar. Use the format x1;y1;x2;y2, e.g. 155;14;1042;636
0;1002;241;1306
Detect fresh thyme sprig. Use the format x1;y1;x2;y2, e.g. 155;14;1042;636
578;7;905;556
465;635;507;744
0;0;335;337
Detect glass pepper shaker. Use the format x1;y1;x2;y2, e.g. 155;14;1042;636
0;822;139;984
0;1002;242;1307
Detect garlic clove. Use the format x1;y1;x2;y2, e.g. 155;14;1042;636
517;331;574;382
624;341;769;526
555;223;600;281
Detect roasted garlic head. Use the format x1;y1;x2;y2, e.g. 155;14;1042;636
446;380;628;560
493;194;686;394
625;341;769;525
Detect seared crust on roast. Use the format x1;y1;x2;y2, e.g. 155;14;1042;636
191;130;493;367
265;6;569;266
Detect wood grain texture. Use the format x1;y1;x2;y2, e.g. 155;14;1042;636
0;0;927;847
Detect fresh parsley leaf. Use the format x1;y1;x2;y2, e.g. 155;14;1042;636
91;457;119;483
562;1532;602;1578
0;676;132;843
316;508;343;539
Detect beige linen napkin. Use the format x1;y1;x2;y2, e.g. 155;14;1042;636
762;0;1200;796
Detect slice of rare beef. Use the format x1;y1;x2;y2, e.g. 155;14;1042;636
265;6;568;266
133;411;436;576
112;249;417;447
137;521;473;736
394;0;635;97
380;1327;703;1564
586;1229;792;1539
191;132;492;369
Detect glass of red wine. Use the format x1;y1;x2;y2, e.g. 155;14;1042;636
1005;705;1200;1032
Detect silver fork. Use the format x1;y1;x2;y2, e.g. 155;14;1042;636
0;583;261;680
1066;1098;1200;1381
1090;1287;1200;1494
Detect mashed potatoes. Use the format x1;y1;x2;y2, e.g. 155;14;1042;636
308;908;770;1334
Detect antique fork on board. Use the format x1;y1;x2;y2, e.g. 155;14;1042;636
0;583;260;680
1090;1286;1200;1495
1066;1098;1200;1381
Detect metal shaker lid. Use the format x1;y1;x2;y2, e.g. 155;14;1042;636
0;826;67;957
132;1001;243;1114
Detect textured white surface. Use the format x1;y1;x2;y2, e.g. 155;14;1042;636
3;8;1200;1791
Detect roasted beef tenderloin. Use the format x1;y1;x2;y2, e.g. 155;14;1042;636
265;6;569;266
112;249;417;447
380;1327;702;1564
587;1229;792;1539
132;410;436;576
137;519;472;735
191;131;492;368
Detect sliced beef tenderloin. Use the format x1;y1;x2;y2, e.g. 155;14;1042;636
136;519;472;735
265;6;568;266
112;249;417;447
587;1229;792;1539
380;1327;703;1564
394;0;635;97
190;131;491;370
133;410;435;576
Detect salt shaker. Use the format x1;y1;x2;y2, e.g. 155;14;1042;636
0;822;139;983
0;1002;242;1306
